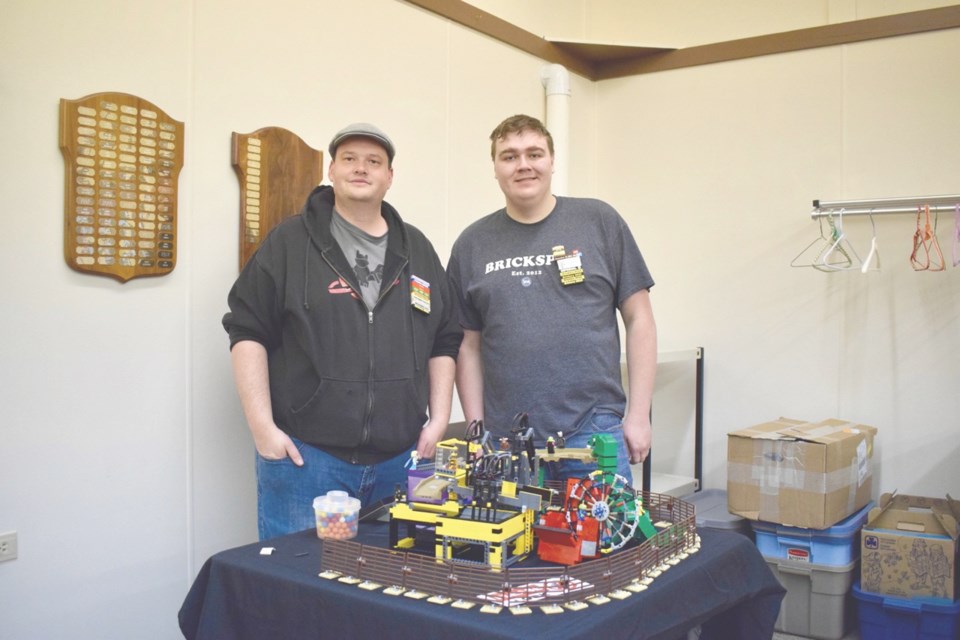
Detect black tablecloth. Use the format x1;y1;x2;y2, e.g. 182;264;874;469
179;525;784;640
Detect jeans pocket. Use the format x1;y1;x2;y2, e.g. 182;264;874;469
588;409;623;434
567;406;623;442
255;435;305;464
558;407;630;482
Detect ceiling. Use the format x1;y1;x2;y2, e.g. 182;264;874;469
403;0;960;80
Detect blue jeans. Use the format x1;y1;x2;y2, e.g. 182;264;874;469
540;407;634;486
255;436;413;540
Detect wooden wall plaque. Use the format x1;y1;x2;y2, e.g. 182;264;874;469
232;127;324;270
59;92;185;282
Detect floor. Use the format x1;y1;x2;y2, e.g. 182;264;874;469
773;632;859;639
686;627;859;639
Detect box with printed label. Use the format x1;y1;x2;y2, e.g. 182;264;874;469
727;417;876;530
860;493;959;603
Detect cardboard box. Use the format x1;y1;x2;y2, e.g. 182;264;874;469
860;493;960;603
727;417;876;530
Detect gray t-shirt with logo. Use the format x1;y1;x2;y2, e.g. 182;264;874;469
447;196;654;442
330;209;388;311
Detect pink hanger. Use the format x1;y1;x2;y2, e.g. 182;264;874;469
909;205;945;272
952;204;960;268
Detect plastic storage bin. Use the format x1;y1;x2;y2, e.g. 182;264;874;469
765;555;858;640
682;489;752;538
752;500;872;565
852;581;960;640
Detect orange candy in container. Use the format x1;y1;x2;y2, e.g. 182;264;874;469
313;490;361;540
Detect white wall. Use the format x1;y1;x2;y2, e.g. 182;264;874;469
0;1;570;638
1;1;957;639
0;1;193;638
598;30;960;496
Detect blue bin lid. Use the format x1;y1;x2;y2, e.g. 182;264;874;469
852;581;960;612
752;500;874;536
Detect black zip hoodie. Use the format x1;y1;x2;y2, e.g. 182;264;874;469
223;185;461;464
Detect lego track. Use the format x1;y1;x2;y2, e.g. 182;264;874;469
319;491;697;613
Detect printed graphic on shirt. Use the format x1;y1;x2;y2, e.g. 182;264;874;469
326;276;401;303
352;250;384;289
481;251;586;289
484;253;556;275
327;277;359;300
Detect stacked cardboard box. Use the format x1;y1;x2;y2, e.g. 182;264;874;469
860;493;960;603
853;494;960;640
726;417;878;639
727;417;876;529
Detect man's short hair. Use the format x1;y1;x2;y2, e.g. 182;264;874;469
489;114;554;160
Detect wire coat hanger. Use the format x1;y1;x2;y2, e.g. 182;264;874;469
817;209;862;271
860;208;881;273
952;204;960;268
791;214;835;268
910;204;945;271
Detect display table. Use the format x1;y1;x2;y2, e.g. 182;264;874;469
179;525;784;640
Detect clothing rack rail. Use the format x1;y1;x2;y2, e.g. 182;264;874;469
811;194;960;218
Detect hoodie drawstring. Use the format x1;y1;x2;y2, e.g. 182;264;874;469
302;234;311;310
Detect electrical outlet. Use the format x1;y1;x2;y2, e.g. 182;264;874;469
0;531;18;562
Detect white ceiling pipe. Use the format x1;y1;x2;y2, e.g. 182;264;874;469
540;64;571;196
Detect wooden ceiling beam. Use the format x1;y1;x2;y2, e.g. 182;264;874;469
402;1;960;81
596;4;960;79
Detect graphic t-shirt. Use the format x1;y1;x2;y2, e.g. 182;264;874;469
447;196;654;441
330;209;387;311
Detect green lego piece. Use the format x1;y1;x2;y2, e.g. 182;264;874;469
634;510;657;540
587;433;619;474
594;457;618;473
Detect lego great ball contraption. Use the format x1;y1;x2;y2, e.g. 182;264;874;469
319;417;701;613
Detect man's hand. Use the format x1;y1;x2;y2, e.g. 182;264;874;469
416;417;448;461
253;423;304;466
622;412;652;465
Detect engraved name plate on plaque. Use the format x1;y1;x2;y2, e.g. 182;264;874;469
60;92;185;282
232;127;323;270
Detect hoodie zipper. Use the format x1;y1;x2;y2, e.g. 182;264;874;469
322;253;408;463
361;259;407;458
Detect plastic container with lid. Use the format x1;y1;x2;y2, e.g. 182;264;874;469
682;489;753;538
313;490;360;540
751;500;873;566
852;581;960;640
765;555;858;639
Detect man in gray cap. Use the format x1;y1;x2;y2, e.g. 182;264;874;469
224;123;462;540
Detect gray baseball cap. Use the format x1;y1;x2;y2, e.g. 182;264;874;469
328;122;395;163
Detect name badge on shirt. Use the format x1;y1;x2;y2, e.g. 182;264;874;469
410;275;431;314
552;245;585;286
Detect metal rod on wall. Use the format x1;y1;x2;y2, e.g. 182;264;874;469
811;194;960;218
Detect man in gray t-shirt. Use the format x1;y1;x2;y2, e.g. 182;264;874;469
447;114;657;483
